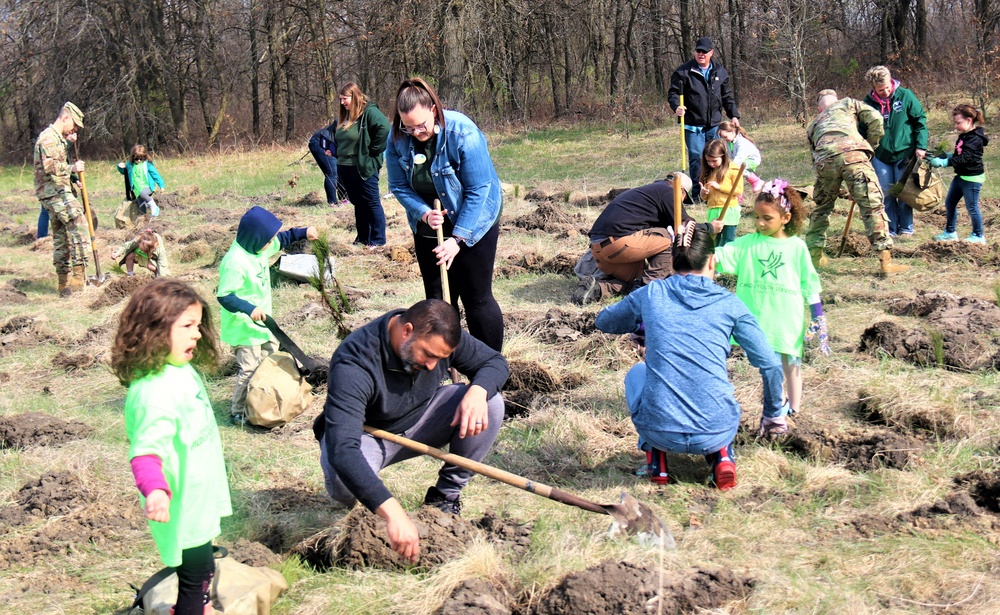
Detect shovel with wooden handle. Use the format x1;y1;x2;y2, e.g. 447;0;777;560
679;95;688;173
364;426;673;544
837;196;858;258
432;199;451;304
715;162;748;224
73;142;108;286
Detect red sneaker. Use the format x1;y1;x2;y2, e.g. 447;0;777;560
712;459;737;490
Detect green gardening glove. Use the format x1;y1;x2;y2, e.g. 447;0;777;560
927;155;949;168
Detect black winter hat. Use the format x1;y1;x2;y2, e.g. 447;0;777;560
695;37;714;52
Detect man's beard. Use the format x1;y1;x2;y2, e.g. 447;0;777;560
400;337;421;374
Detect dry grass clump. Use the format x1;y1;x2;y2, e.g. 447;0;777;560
393;537;511;614
854;375;986;440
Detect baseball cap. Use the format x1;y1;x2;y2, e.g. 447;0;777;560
63;102;84;128
666;171;694;204
695;37;714;52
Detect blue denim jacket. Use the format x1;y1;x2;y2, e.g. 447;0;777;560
386;109;502;246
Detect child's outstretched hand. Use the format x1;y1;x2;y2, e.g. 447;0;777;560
306;226;319;241
145;489;170;523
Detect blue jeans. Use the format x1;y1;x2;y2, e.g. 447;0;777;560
944;177;984;237
308;141;346;205
685;125;719;199
872;157;912;234
624;363;736;455
339;165;386;246
715;225;736;247
37;204;49;239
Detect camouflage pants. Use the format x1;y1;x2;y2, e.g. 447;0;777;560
805;154;893;252
40;194;88;274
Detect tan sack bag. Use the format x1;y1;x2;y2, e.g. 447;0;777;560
896;159;945;212
245;351;312;428
139;553;289;615
115;198;141;229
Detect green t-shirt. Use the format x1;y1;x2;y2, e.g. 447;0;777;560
125;363;232;567
131;161;151;194
217;238;281;347
714;233;821;357
335;122;360;166
411;134;438;206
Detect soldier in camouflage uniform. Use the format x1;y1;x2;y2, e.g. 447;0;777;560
34;103;87;296
805;90;909;276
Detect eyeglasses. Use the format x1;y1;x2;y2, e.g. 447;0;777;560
399;116;434;136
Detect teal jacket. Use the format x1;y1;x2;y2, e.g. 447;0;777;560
863;84;928;164
116;160;165;200
320;102;390;181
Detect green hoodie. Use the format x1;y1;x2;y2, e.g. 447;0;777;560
863;85;928;164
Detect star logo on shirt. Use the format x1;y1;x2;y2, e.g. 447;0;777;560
758;251;784;279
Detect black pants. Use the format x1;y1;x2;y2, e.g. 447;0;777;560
339;165;386;246
173;541;214;614
414;221;504;351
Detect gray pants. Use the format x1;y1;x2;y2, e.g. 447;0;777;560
320;384;505;507
231;340;276;415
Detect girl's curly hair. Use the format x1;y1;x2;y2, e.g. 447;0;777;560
110;278;219;386
755;180;807;236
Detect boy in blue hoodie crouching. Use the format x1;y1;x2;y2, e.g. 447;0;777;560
595;222;787;490
217;206;317;425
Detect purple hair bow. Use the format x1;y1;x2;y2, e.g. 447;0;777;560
763;178;790;212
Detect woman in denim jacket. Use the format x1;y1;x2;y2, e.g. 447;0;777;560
386;77;504;351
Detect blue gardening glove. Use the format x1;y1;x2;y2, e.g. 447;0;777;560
927;155;949;168
806;314;830;355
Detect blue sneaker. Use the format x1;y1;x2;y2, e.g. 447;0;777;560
933;231;958;242
964;235;986;244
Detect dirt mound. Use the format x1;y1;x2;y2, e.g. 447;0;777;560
780;420;920;472
179;239;212;262
473;512;533;558
227;538;281;568
851;491;1000;538
861;292;1000;371
0;472;91;526
0;500;145;568
388;245;413;264
0;285;28;305
953;470;1000;513
292;191;325;207
441;578;512;615
0;413;93;449
506;360;560;394
533;561;754;615
0;316;57;356
829;232;871;257
89;274;151;309
907;240;1000;266
510;251;578;276
512;202;585;233
156;192;183;210
10;224;36;245
201;206;245;224
179;227;230;245
509;309;597;344
294;506;479;571
51;351;96;371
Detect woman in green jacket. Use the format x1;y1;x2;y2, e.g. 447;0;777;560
312;83;390;248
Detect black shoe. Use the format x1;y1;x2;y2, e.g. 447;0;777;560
422;486;462;515
571;276;602;305
230;413;247;427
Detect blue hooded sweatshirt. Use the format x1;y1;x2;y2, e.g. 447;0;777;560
596;274;783;435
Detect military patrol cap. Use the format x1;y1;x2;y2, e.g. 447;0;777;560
62;102;84;128
695;37;714;52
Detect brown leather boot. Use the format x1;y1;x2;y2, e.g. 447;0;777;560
877;250;909;277
57;273;71;297
69;265;86;290
809;247;828;269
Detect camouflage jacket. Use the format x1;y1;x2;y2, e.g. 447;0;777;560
806;98;884;164
33;124;72;199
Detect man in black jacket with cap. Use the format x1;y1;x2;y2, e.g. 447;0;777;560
668;36;741;200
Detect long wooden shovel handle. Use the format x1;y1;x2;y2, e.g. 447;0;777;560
432;199;451;304
73;142;103;279
837;197;857;258
672;174;683;235
364;426;607;515
679;95;687;173
716;162;748;223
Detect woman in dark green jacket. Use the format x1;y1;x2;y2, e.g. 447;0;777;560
311;83;391;247
863;65;928;237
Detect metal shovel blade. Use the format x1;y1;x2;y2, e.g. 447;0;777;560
603;492;675;547
86;274;110;287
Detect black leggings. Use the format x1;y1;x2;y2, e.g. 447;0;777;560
414;221;504;351
174;541;215;614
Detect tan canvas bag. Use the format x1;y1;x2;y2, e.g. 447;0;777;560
245;351;313;428
896;159;946;212
140;554;289;614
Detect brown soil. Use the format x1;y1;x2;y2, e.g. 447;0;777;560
0;472;91;526
51;351;96;371
292;191;325;207
953;470;1000;513
178;227;230;245
226;538;281;568
29;236;52;251
506;360;561;394
854;388;950;436
887;291;1000;335
156;192;183;210
533;561;754;615
253;485;330;514
0;413;93;449
388;245;413;264
0;286;29;305
472;512;533;558
507;309;597;344
512;202;585;233
441;578;512;615
2;317;61;357
851;491;1000;538
89;274;151;309
201;207;245;224
828;232;871;258
510;251;578;276
179;239;212;262
11;224;36;245
894;240;1000;267
778;417;920;472
285;300;330;324
859;321;935;366
494;264;527;279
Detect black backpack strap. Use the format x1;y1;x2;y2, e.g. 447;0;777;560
130;566;175;610
262;315;321;375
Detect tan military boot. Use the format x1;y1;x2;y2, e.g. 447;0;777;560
69;265;86;290
809;247;828;269
877;250;909;277
57;273;71;297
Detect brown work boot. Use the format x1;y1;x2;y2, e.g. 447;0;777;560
69;265;86;290
57;273;71;297
877;250;909;277
809;247;828;269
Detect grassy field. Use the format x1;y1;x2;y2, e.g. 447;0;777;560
1;103;999;614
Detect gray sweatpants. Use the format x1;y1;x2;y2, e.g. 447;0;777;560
320;384;505;507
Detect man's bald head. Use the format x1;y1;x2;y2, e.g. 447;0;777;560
816;89;838;113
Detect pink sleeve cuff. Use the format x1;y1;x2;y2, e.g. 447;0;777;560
130;454;172;499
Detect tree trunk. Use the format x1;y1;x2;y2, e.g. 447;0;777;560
250;0;261;138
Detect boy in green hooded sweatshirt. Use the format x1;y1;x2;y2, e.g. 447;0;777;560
217;206;318;425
